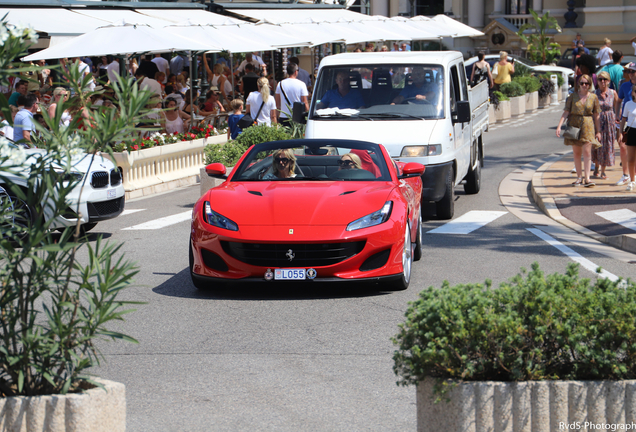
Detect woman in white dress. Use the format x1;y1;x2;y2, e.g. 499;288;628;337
48;87;72;127
246;77;277;126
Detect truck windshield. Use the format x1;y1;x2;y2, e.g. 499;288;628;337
309;64;445;120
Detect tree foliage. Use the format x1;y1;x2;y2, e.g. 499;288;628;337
517;9;562;65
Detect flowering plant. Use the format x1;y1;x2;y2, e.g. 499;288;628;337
112;123;222;152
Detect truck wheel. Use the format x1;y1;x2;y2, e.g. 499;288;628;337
436;166;454;220
464;149;481;195
413;208;422;262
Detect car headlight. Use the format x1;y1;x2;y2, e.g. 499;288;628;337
51;169;83;184
400;145;441;157
204;201;238;231
346;201;392;231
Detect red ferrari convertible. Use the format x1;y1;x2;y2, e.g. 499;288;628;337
189;139;424;291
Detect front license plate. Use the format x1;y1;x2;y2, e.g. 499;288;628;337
275;269;306;280
107;189;116;199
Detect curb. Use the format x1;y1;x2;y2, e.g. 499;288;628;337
530;154;636;255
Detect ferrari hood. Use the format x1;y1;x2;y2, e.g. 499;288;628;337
204;181;395;226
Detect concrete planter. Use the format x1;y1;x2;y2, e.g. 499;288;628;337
0;378;125;432
510;95;526;117
200;166;233;196
110;135;227;199
417;378;636;432
539;95;550;109
525;91;538;112
488;104;496;125
494;100;511;122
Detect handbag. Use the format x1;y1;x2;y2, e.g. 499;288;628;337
237;101;265;129
562;123;581;140
491;63;498;80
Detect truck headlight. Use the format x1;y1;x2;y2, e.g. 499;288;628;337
346;201;392;231
400;145;442;157
204;201;238;231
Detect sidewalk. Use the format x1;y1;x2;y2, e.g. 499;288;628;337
531;151;636;254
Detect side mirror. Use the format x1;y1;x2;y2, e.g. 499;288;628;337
452;101;471;124
399;162;425;178
205;163;227;179
292;102;307;125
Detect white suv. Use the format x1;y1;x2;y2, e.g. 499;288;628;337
0;141;125;233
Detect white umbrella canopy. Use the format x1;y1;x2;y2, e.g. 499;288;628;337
355;16;439;41
23;21;218;61
430;15;485;37
401;16;458;37
164;22;281;53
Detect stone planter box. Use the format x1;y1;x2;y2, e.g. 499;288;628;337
525;91;538;112
200;166;233;196
494;100;511;122
510;95;526;117
488;104;496;125
539;95;550;109
110;135;227;199
417;378;636;432
0;378;125;432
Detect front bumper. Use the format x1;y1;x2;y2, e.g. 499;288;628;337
420;161;452;202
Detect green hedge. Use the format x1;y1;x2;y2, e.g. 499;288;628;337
513;75;542;93
492;90;509;101
499;81;525;98
392;263;636;388
204;124;292;166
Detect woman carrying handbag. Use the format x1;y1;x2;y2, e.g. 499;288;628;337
556;74;602;187
619;86;636;191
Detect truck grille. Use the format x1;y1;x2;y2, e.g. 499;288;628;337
221;241;366;267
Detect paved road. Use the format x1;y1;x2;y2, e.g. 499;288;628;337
83;104;636;431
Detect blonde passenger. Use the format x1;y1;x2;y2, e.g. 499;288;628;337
338;153;362;170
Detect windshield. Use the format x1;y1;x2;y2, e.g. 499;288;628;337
233;141;391;182
309;64;445;120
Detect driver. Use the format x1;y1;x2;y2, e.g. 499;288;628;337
392;67;437;104
338;153;362;170
317;71;365;110
263;149;297;179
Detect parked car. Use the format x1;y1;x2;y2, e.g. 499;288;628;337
557;47;600;69
464;54;574;85
0;140;125;234
190;139;424;291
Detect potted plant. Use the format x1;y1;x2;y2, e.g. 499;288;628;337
392;263;636;432
200;124;293;195
538;76;555;108
514;75;541;112
500;81;526;117
0;21;147;431
492;91;511;122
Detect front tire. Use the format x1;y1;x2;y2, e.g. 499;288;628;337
464;146;481;195
386;222;413;291
413;208;422;262
436;166;455;220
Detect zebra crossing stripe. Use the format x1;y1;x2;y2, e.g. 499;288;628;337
527;228;619;282
122;210;192;230
427;211;507;234
121;209;145;216
595;209;636;232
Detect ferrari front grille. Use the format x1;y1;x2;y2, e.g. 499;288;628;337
221;241;366;267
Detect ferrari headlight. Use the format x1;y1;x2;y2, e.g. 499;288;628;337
400;145;442;157
204;201;238;231
346;201;392;231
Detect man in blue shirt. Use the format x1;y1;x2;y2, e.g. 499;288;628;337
13;94;37;146
318;71;365;110
598;50;623;90
572;41;590;69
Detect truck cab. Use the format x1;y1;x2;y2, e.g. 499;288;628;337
303;51;488;219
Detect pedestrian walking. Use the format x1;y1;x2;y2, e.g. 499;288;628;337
556;74;602;187
597;38;613;67
592;71;618;179
275;63;308;127
493;51;514;91
575;54;597;91
598;50;623;90
614;62;636;185
619;86;636;191
247;77;277;127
